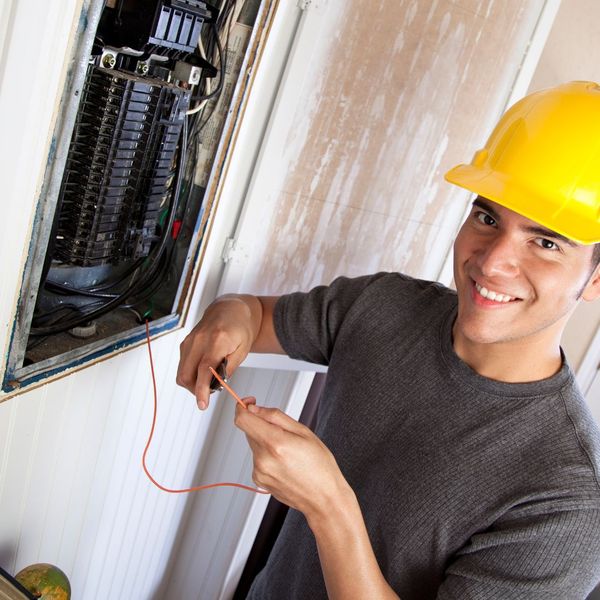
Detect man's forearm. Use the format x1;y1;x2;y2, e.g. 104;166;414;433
307;487;400;600
234;400;399;597
207;294;284;354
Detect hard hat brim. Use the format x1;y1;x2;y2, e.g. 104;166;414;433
445;164;600;245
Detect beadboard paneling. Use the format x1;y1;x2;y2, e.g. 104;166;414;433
160;368;315;600
0;333;227;598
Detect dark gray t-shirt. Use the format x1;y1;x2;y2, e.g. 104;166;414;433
247;273;600;599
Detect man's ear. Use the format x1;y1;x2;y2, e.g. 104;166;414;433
582;263;600;302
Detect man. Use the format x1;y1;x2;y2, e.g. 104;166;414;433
177;81;600;598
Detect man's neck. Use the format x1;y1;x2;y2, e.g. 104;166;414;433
452;330;563;383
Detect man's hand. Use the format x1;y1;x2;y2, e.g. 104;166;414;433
176;295;283;409
177;295;259;409
234;399;352;519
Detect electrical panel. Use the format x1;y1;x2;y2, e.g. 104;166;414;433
3;0;260;393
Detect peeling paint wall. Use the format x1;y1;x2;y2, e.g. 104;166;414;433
225;0;545;296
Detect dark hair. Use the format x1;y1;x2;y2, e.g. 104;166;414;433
594;243;600;268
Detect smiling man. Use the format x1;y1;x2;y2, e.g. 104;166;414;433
452;197;600;383
177;81;600;599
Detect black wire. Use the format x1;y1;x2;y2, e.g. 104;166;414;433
115;0;125;26
27;303;146;352
124;249;174;309
195;5;234;126
192;24;225;102
44;281;117;299
195;99;221;134
30;283;136;336
216;0;236;30
30;300;106;334
88;257;145;292
190;1;234;107
31;303;87;326
176;8;234;230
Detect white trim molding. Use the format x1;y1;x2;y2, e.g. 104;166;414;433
577;325;600;395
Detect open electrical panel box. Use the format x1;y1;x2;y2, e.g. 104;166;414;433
3;0;261;393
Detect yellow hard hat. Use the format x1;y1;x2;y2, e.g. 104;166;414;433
445;81;600;245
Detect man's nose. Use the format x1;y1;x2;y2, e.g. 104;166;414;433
475;233;520;278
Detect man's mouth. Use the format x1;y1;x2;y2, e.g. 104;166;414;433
474;281;519;304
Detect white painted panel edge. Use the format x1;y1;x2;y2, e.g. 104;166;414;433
577;325;600;394
504;0;562;106
182;1;304;327
217;1;336;297
243;352;327;372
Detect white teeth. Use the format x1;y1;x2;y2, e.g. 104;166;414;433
475;283;514;303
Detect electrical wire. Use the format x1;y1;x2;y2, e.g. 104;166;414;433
186;87;210;115
87;257;145;293
186;23;223;115
208;366;246;408
30;300;106;328
124;251;173;309
32;302;87;323
186;27;214;115
44;281;117;299
142;320;268;495
186;0;237;120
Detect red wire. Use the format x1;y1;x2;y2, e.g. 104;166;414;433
142;320;269;495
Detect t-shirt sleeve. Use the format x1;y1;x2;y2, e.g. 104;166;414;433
437;507;600;599
273;273;389;365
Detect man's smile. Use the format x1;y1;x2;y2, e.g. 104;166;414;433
471;279;521;306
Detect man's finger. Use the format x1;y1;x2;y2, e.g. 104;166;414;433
176;340;199;394
235;404;307;443
248;405;308;435
193;347;247;410
242;396;256;407
194;361;215;409
235;403;281;444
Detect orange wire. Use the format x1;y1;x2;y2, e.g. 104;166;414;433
208;366;247;408
142;320;269;495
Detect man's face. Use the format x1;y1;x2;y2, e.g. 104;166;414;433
452;197;600;350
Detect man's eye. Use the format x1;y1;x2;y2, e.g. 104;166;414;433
536;238;560;251
474;211;496;226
